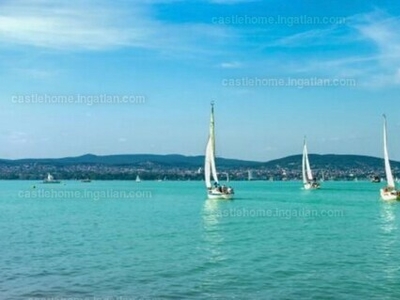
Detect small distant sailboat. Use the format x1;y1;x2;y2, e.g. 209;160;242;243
204;102;234;200
380;114;399;201
302;137;320;190
43;173;61;184
224;172;230;183
248;170;253;181
136;175;141;182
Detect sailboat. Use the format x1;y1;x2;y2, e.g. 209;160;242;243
135;175;141;182
204;102;234;200
43;173;61;184
302;137;320;190
380;114;399;201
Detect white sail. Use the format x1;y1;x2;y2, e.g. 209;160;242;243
204;103;219;188
302;139;313;183
302;144;307;184
305;151;313;181
383;115;395;188
204;139;212;188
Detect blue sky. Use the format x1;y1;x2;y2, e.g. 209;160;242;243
1;0;400;161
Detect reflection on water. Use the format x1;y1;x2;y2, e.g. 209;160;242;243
380;202;397;234
379;202;399;280
203;199;221;228
202;199;226;264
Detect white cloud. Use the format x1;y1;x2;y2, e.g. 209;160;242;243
0;1;153;50
0;0;234;53
351;11;400;87
267;27;339;48
258;10;400;88
219;61;242;68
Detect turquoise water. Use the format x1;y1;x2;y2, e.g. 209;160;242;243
1;180;400;299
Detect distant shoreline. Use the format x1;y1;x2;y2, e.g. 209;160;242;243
0;153;392;181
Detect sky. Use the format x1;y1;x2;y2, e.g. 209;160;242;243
1;0;400;161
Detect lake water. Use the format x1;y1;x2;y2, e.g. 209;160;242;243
1;180;400;299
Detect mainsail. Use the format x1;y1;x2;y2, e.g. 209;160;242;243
204;102;219;188
302;138;313;183
383;114;395;188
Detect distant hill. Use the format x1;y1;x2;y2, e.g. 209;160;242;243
0;153;260;168
262;154;400;171
0;153;395;170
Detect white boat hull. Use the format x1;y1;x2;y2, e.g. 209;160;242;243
207;188;234;200
304;182;320;190
380;188;399;201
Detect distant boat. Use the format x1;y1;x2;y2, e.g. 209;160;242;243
43;173;61;184
302;137;320;190
371;176;381;183
224;172;230;183
380;115;399;200
204;102;234;200
218;172;230;182
281;169;288;181
81;178;91;183
136;175;141;182
248;170;253;181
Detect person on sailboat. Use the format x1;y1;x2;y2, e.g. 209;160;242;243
222;185;227;193
311;178;319;188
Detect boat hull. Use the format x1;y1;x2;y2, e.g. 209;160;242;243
43;180;61;184
303;182;320;190
207;188;234;200
380;188;399;201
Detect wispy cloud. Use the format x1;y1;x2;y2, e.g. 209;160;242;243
0;0;233;53
255;10;400;88
351;10;400;87
267;27;342;48
0;1;146;50
219;61;243;68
